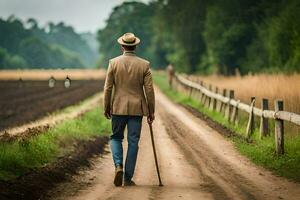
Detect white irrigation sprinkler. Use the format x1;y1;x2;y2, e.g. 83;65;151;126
48;76;56;88
64;76;71;88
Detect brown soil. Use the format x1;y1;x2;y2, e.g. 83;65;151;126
0;92;103;142
0;80;104;131
0;136;109;200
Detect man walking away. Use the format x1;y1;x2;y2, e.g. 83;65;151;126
103;32;155;187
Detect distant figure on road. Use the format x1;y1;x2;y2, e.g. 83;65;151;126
103;32;155;187
166;64;175;88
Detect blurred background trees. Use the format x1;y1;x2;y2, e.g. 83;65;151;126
97;2;155;67
98;0;300;75
0;16;98;69
1;0;299;74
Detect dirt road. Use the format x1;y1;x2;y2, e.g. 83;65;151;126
49;88;300;200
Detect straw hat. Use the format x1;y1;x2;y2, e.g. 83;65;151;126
117;32;140;46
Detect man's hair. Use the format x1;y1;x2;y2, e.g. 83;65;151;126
122;45;136;51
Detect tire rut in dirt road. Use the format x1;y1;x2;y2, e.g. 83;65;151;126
147;114;220;200
158;107;259;200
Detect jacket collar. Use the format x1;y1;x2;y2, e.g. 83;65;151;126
123;50;136;56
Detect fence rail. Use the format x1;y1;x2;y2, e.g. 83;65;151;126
172;74;300;155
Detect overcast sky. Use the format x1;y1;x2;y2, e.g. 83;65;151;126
0;0;149;33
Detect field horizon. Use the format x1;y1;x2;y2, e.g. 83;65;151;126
0;69;106;80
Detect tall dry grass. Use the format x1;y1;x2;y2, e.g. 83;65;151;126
189;73;300;135
190;73;300;114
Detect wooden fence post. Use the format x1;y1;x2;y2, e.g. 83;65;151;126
173;76;177;91
192;87;195;99
173;76;176;91
184;84;187;95
230;100;240;124
188;86;193;99
225;90;234;120
214;87;219;110
202;83;208;105
200;83;206;105
251;97;256;129
198;81;203;100
181;81;185;94
246;97;256;138
275;100;284;155
179;81;182;93
184;84;188;95
175;76;179;92
260;98;269;139
178;79;181;93
197;81;202;103
216;88;221;112
207;84;212;108
200;80;203;88
210;87;218;111
220;89;227;115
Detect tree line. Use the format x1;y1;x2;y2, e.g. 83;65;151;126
97;0;300;75
0;16;98;69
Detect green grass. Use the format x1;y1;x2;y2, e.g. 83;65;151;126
0;106;110;181
154;73;300;182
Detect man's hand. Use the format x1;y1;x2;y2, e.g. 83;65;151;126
147;113;155;124
104;109;112;119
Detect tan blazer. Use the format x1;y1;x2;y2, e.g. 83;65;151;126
103;51;155;116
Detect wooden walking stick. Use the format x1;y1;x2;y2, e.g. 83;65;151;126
148;122;163;186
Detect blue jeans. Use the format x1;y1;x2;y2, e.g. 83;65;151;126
110;115;143;182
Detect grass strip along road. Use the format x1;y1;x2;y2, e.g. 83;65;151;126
154;73;300;183
0;105;110;181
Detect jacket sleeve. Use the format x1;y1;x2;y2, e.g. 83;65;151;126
103;60;114;112
144;63;155;115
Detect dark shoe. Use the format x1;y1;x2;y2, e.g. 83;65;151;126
114;166;123;187
124;180;136;186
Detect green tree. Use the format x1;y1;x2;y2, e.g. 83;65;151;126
0;17;30;54
97;1;155;67
0;16;96;68
0;47;27;69
153;0;207;73
242;0;300;73
201;0;265;75
44;22;97;66
97;0;300;74
19;37;83;68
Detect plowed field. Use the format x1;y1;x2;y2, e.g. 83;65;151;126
0;80;104;131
